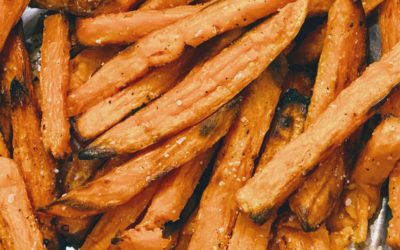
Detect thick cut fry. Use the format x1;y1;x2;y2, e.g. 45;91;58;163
44;99;240;216
388;163;400;248
188;69;282;250
139;0;193;10
40;14;71;159
327;116;400;245
31;0;104;15
0;132;9;157
69;46;121;92
289;0;367;230
236;42;400;220
77;5;201;46
79;0;307;159
0;0;29;52
93;0;141;14
81;182;159;250
269;213;330;250
0;158;45;250
120;151;213;249
67;0;297;116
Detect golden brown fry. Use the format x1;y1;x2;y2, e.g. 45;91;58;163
139;0;193;10
40;14;71;159
77;5;201;46
236;42;400;221
289;0;367;230
69;46;121;92
44;98;240;216
327;116;400;245
79;0;307;159
388;163;400;248
93;0;141;15
175;210;198;250
81;182;159;250
0;132;9;157
67;0;296;116
0;0;28;52
31;0;104;15
0;158;45;250
121;151;213;249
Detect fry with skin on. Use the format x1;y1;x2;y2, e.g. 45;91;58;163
0;158;45;250
236;42;400;221
139;0;193;10
76;5;201;46
289;0;367;230
67;0;296;116
40;14;71;159
117;151;213;249
78;0;307;159
388;163;400;248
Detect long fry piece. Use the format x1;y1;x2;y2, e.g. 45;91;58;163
0;157;45;250
40;14;71;159
67;0;296;116
289;0;367;230
236;42;400;221
77;5;201;46
79;0;307;159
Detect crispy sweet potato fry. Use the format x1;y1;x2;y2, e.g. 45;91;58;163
78;0;307;159
0;158;45;250
0;0;29;52
139;0;193;10
40;14;71;159
187;68;282;250
236;42;400;221
67;0;297;116
289;0;367;230
327;116;400;246
44;98;240;216
80;182;159;250
77;5;201;46
93;0;141;15
388;163;400;248
31;0;104;15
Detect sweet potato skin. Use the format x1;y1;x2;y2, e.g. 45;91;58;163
80;0;307;158
0;158;45;250
67;0;295;116
236;42;400;220
40;14;71;159
388;163;400;248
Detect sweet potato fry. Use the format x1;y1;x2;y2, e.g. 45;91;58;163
80;182;159;250
0;158;45;250
289;0;367;230
67;0;297;116
117;151;213;249
139;0;193;10
327;116;400;245
40;14;71;159
187;68;282;249
388;163;400;248
44;98;240;216
31;0;104;15
236;42;400;221
0;0;28;52
175;210;198;250
78;0;307;158
309;0;334;16
77;5;201;46
93;0;141;15
0;132;9;157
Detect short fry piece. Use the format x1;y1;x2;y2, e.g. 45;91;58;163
79;0;307;158
77;5;201;46
67;0;296;116
40;14;71;159
388;163;400;248
0;157;45;250
236;42;400;220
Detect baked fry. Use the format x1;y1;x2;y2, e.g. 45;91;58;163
76;5;201;46
67;0;297;116
236;42;400;221
0;0;28;52
44;98;240;216
80;182;159;250
0;158;45;250
40;14;71;159
79;0;307;159
289;0;367;230
388;163;400;248
31;0;104;15
139;0;193;10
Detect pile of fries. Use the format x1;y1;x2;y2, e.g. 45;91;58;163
1;0;400;249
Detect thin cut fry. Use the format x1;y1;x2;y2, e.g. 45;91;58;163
388;163;400;248
67;0;296;116
44;98;240;216
236;42;400;221
0;0;29;52
40;14;71;159
0;157;45;250
289;0;367;230
77;5;201;46
139;0;193;10
79;0;307;159
118;151;213;249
